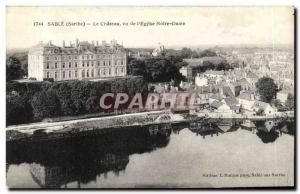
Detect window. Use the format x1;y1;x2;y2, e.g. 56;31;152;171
87;55;89;59
87;62;89;67
109;68;111;75
69;62;71;68
115;68;117;74
63;71;65;78
91;61;94;67
69;71;71;78
91;70;94;77
75;70;77;77
75;56;77;59
82;56;84;59
103;61;106;66
87;70;89;77
82;70;85;78
75;62;77;67
98;69;100;76
115;61;117;65
55;62;58;68
62;63;65;68
121;67;124;73
103;69;106;75
82;62;85;67
69;56;71;60
46;72;50;78
46;63;49;69
109;61;111;66
91;55;93;59
47;57;49;60
55;72;57;79
98;62;100;66
55;56;57;60
121;60;123;65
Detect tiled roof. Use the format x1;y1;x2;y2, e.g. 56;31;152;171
251;100;270;110
211;101;224;108
237;92;254;101
223;97;238;106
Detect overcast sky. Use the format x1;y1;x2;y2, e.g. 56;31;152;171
6;6;294;49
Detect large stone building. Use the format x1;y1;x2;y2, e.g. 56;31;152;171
28;39;127;81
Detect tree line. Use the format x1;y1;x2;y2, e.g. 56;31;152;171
6;76;148;125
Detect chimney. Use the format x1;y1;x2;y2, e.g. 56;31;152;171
63;40;65;47
76;38;79;48
219;87;223;96
96;41;99;46
250;93;255;100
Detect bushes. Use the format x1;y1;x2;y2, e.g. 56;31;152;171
6;76;148;125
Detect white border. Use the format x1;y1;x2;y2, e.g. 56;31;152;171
1;0;299;194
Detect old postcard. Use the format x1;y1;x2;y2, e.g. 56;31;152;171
6;6;295;189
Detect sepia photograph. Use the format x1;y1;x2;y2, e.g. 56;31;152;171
5;6;295;189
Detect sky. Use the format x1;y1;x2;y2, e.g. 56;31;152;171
6;6;294;49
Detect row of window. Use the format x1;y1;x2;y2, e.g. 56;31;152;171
46;67;125;79
46;60;125;69
46;54;125;61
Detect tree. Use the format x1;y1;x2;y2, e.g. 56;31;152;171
255;77;278;103
199;49;217;57
6;56;24;81
285;93;294;110
31;90;61;121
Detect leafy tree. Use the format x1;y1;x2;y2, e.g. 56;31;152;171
86;96;99;113
31;90;60;121
199;49;217;57
6;93;32;125
6;56;24;81
255;77;278;103
285;93;294;110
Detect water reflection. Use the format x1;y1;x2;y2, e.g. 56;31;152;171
7;125;171;188
7;119;294;188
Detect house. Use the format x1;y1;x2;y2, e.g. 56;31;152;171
209;93;224;104
235;78;251;91
210;101;232;113
237;92;256;114
203;70;225;79
222;97;240;113
179;81;193;91
195;75;208;87
245;71;259;88
251;101;276;116
276;91;291;104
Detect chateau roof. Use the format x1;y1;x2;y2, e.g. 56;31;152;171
28;40;125;55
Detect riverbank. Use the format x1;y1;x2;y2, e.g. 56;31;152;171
6;110;294;142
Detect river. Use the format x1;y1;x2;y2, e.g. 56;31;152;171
6;119;294;188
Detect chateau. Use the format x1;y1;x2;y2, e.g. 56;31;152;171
28;39;127;81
